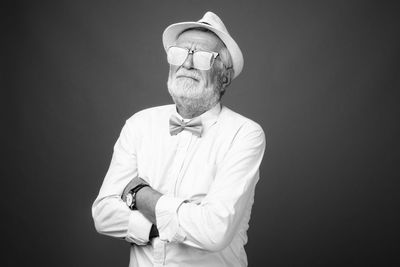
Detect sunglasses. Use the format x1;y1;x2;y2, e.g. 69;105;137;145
167;46;220;71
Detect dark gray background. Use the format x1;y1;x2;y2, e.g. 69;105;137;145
4;0;400;266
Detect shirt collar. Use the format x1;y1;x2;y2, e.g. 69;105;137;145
172;102;221;133
199;102;221;131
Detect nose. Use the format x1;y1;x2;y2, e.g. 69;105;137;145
181;52;194;69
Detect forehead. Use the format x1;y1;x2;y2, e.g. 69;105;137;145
175;29;224;51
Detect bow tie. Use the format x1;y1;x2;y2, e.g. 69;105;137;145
169;114;203;137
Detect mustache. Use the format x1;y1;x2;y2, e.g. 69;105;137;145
175;69;201;80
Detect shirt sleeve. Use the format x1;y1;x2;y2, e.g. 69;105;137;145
92;118;152;245
155;195;187;242
155;122;266;251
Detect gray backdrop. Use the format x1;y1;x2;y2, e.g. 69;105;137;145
4;0;400;266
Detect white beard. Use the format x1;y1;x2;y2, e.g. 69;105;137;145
167;76;220;115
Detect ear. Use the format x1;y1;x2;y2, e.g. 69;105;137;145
221;69;232;89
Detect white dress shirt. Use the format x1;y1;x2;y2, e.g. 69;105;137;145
92;103;266;267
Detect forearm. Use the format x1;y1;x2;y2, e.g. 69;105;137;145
177;189;254;251
130;183;249;250
153;191;254;252
135;186;162;224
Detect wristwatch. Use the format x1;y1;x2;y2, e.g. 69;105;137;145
126;183;150;210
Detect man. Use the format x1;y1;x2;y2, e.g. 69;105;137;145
92;11;266;267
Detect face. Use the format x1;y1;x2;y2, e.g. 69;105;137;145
167;29;226;115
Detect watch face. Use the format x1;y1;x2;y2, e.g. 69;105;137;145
126;193;133;207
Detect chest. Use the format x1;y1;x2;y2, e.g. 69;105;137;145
136;130;228;202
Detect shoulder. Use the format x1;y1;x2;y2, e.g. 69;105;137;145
216;106;266;149
219;106;264;135
214;106;266;160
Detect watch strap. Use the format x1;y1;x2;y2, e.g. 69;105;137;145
127;183;150;210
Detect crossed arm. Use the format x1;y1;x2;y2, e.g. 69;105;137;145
92;120;266;251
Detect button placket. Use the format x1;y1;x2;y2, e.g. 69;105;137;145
152;238;166;266
173;131;192;196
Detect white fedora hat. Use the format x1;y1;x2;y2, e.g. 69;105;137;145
162;11;244;79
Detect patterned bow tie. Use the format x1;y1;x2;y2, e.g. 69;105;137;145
169;114;203;137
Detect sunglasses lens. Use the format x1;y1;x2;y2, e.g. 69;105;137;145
167;47;188;66
193;51;214;70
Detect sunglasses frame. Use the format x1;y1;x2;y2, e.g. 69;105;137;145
167;46;220;70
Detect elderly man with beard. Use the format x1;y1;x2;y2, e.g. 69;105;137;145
92;11;266;267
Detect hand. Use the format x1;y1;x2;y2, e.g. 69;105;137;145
121;177;148;202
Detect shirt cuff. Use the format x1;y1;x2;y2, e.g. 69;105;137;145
125;211;153;245
155;195;187;243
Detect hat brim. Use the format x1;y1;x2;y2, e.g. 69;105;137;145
162;22;243;79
